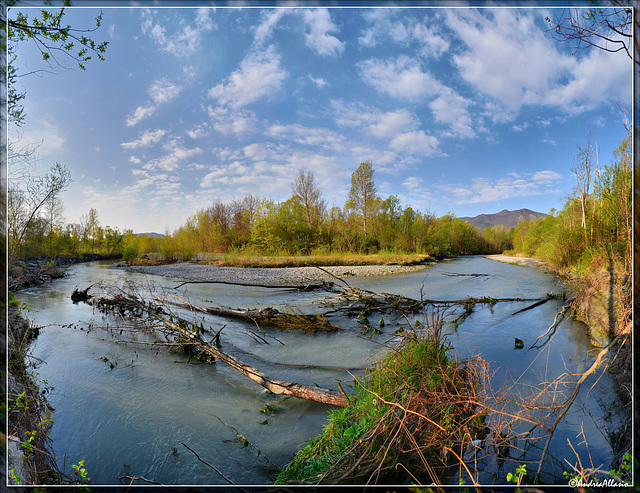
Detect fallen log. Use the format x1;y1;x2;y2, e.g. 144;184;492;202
156;295;341;333
93;292;349;407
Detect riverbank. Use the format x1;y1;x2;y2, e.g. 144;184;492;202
487;253;632;472
6;306;57;485
9;254;121;292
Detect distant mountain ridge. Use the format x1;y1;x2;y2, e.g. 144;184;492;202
459;208;547;230
134;232;165;238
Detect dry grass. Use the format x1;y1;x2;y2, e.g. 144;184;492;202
197;252;432;268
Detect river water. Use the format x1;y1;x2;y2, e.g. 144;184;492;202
16;256;621;486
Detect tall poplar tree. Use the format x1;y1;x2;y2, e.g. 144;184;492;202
346;161;377;239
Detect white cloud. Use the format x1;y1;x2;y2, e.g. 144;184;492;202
302;9;345;56
331;100;418;138
358;10;449;58
411;23;450;57
267;123;346;150
446;9;630;119
208;46;288;109
141;8;214;58
532;170;562;182
187;123;210;139
126;78;182;127
403;176;424;193
429;89;475;139
358;56;443;100
253;9;289;45
140;138;203;172
309;75;329;88
444;170;562;204
207;105;258;136
121;128;167;149
149;78;182;104
367;109;419;138
390;131;439;156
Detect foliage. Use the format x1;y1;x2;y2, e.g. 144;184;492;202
5;5;109;125
507;464;527;485
275;313;484;485
71;460;91;484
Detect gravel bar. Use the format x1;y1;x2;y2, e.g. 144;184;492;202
118;262;429;287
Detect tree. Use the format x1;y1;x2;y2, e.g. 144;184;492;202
4;5;109;126
545;5;635;64
346;161;377;239
571;132;597;242
290;170;326;230
8;162;71;259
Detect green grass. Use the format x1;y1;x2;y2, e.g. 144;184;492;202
274;329;472;485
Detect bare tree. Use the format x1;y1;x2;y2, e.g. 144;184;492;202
571;132;597;242
291;170;326;230
545;5;636;64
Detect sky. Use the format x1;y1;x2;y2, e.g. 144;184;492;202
7;3;632;234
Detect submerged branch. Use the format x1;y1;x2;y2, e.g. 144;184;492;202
91;289;349;407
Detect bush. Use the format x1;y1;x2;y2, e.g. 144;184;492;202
122;245;138;263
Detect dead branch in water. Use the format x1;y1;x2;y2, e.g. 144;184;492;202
157;294;341;333
90;286;349;407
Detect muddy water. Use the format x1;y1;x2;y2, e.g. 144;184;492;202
16;256;620;486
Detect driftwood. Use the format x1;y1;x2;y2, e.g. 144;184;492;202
156;295;341;333
92;291;348;407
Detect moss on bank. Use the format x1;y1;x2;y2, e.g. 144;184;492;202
274;322;484;485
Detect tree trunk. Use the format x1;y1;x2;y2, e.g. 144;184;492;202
159;311;349;407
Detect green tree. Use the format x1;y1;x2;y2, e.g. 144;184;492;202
4;5;109;126
346;161;377;239
8;162;71;259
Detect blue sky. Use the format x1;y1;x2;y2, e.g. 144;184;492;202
8;5;632;234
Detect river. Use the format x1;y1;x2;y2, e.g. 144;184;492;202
15;256;621;486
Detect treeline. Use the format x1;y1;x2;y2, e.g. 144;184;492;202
509;131;631;275
121;163;513;261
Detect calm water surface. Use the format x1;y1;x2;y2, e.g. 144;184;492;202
16;256;620;486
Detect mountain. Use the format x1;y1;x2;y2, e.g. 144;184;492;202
134;232;165;238
459;208;547;230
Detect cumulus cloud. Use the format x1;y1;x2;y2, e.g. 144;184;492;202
302;8;345;56
253;9;289;45
429;89;475;139
121;128;167;149
358;56;443;100
390;131;439;156
141;7;214;58
359;10;449;58
208;46;288;109
445;8;630;119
